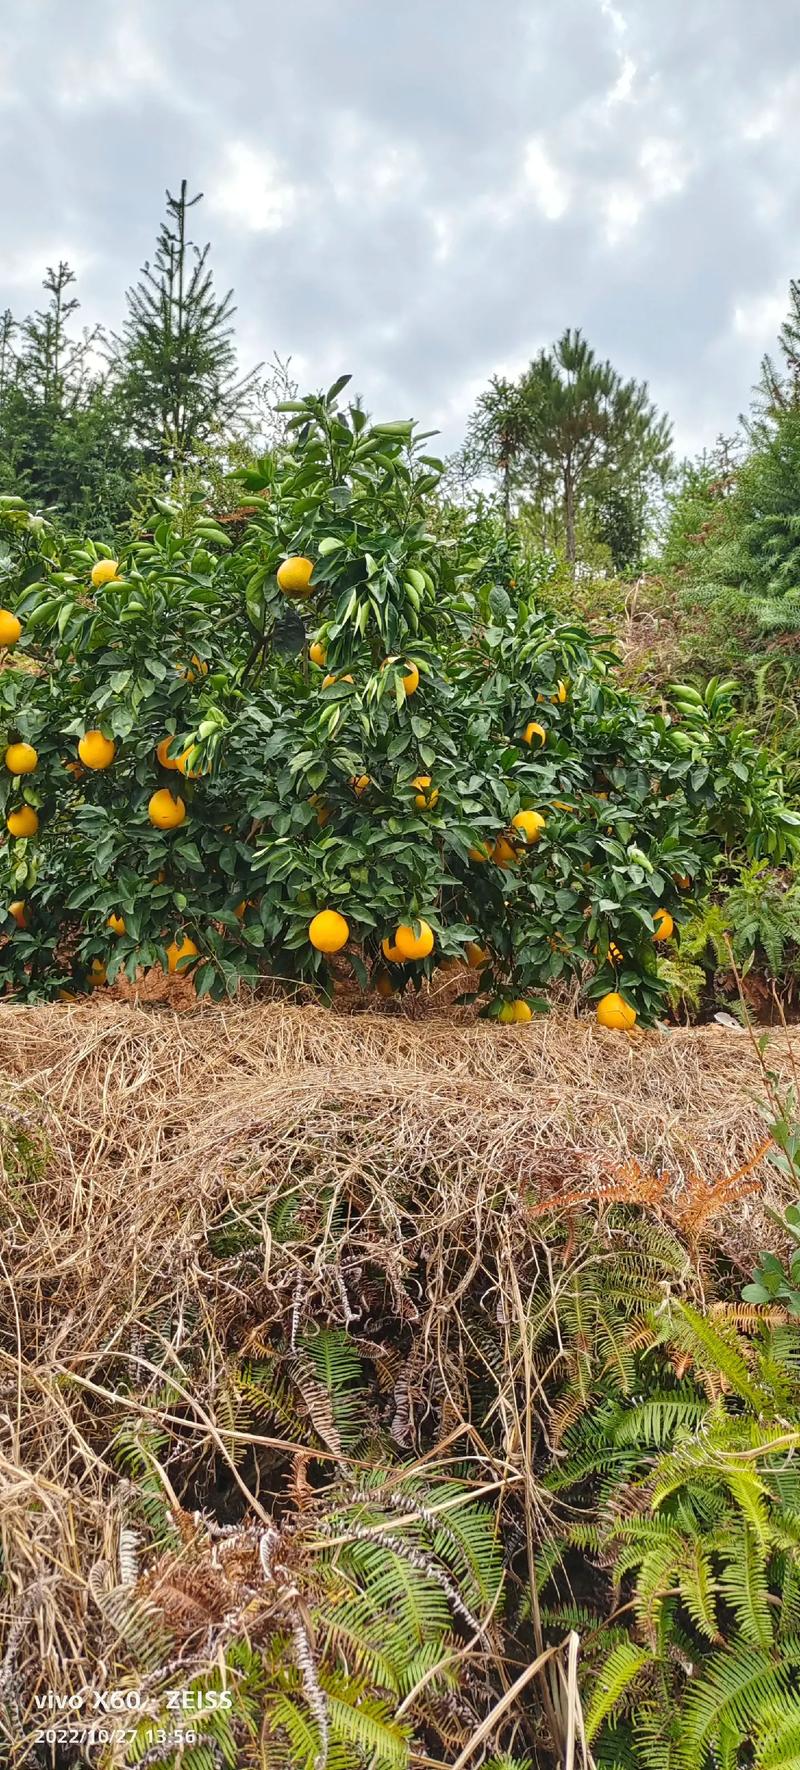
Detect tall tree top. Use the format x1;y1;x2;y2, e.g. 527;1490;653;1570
116;179;261;466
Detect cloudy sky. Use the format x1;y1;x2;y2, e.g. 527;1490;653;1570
1;0;799;459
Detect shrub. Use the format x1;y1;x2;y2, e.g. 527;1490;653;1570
1;384;797;1020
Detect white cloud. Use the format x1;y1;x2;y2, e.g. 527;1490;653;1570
607;54;638;104
522;137;571;219
732;286;788;345
207;143;298;234
604;185;643;243
640;136;690;199
57;14;175;110
1;245;96;288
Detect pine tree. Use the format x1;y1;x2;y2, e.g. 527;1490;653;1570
468;375;532;530
116;180;260;468
0;310;17;405
520;329;672;568
0;264;134;528
756;279;800;419
19;261;98;410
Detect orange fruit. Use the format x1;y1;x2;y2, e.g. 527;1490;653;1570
166;935;199;974
395;919;434;961
0;609;22;647
497;1001;517;1023
156;736;180;770
5;742;38;774
309;909;349;953
381;656;420;696
493;836;517;868
107;914;126;936
552;800;576;812
7;806;38;838
148;789;186;830
310;794;331;827
653;908;674;942
90;559;119;588
511;809;545;845
382;935;404;963
522;722;546;747
352;774;370;796
412;775;439;810
175;745;208;779
78;730;116;770
511;999;533;1022
322;673;354;689
183;654;209;684
596;992;637;1030
88;960;107;988
466;942;489;967
552;680;568;703
468;843;490;863
309;640;327;667
277;556;315;597
8;901;28;930
675;874;691;891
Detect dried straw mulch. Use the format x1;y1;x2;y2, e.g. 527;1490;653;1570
0;1000;797;1745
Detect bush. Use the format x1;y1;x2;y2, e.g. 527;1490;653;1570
1;385;797;1022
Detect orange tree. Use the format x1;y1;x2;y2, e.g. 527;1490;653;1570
0;386;797;1020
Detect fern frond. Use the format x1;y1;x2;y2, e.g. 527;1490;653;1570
584;1642;653;1743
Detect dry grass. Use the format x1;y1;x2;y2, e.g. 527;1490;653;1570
0;999;797;1761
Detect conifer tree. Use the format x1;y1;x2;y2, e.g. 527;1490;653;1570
116;180;260;468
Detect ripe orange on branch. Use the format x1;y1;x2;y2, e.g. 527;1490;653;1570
156;737;180;769
166;935;198;973
652;908;674;942
6;806;38;838
8;900;28;929
382;657;420;696
90;559;119;588
277;556;315;598
78;731;116;770
0;609;22;647
309;909;350;953
511;809;546;845
522;722;546;747
394;919;434;961
148;789;186;830
412;775;439;810
5;742;38;774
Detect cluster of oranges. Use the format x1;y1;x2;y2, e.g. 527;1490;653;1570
2;560;675;1032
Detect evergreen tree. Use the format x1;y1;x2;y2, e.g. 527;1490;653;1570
467;375;532;529
115;180;260;468
468;332;671;569
520;329;672;568
0;264;135;529
756;279;800;420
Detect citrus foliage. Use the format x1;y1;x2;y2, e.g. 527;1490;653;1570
0;383;796;1018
